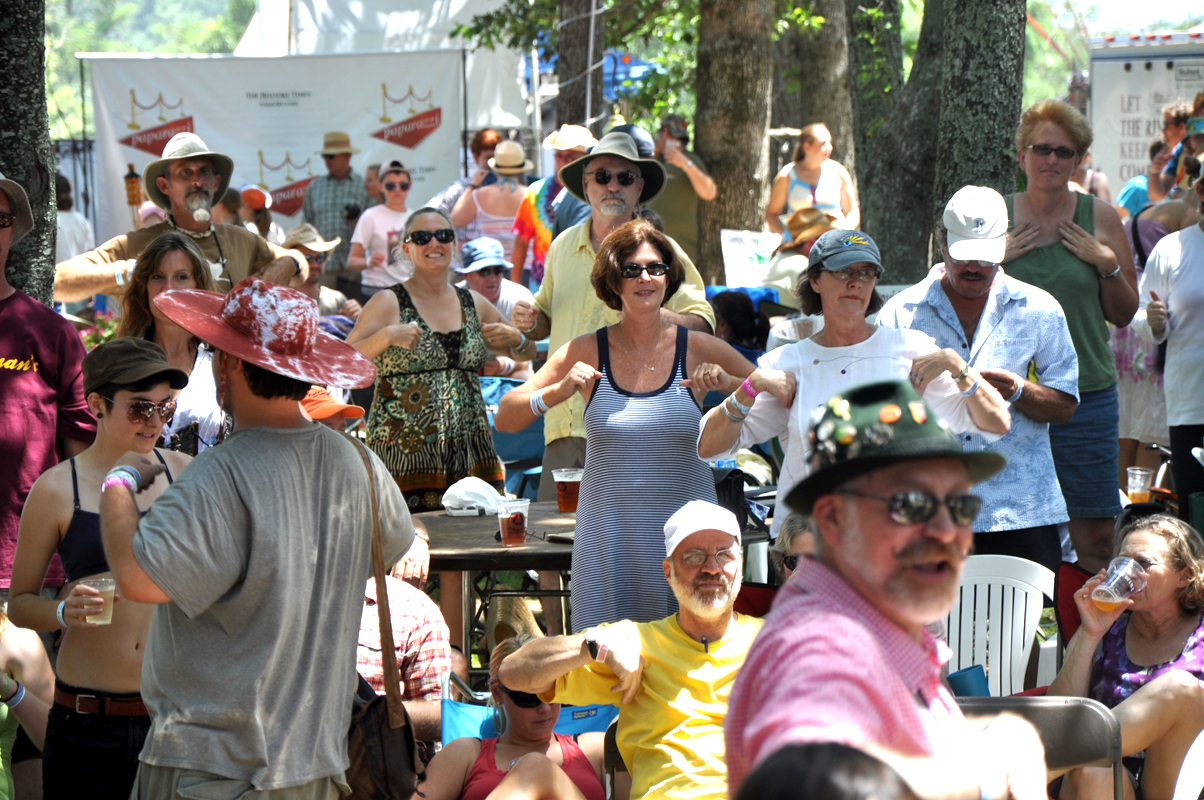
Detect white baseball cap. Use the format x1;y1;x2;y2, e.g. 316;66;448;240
663;500;741;558
943;185;1008;264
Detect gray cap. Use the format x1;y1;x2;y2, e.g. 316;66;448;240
0;172;35;244
808;229;883;274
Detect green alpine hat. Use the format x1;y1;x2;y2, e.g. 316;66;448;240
786;379;1007;514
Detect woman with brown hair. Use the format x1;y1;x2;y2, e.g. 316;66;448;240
117;231;225;454
496;218;756;631
764;123;859;237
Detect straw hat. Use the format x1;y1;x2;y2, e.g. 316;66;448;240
774;207;837;254
558;131;665;204
317;132;360;155
0;172;35;245
282;223;341;253
542;125;598;151
488;140;535;175
143;133;234;212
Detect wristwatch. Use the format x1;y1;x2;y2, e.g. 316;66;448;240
584;630;607;662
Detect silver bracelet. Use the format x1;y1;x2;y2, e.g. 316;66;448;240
56;601;67;629
1006;380;1023;404
1100;265;1122;279
718;399;746;423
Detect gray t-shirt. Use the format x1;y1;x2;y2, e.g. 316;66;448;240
132;423;414;789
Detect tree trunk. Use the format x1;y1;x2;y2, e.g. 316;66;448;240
845;0;902;194
694;0;774;284
797;0;856;172
0;0;55;305
853;0;945;284
556;0;607;136
932;0;1027;231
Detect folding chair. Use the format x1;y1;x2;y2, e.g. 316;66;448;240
440;672;619;744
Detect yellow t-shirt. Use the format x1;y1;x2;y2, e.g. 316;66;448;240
532;221;717;445
541;613;763;800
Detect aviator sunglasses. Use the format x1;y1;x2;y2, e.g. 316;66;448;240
836;489;982;527
1027;143;1077;160
500;685;544;708
404;228;456;245
620;262;670;279
383;181;411;192
587;168;638;187
103;396;177;425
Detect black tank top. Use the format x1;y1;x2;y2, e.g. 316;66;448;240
59;452;174;583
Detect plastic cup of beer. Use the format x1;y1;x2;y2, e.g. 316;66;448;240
1091;557;1148;611
1126;467;1153;504
551;469;584;513
80;578;116;625
498;499;530;547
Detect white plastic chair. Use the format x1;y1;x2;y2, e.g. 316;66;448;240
945;555;1056;696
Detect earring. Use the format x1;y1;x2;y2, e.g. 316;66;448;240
96;412;103;418
489;699;508;737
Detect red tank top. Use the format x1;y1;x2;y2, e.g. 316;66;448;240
460;733;604;800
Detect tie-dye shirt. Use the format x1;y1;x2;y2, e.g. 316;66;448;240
1089;612;1204;710
511;176;561;284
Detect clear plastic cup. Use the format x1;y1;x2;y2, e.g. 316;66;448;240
497;498;530;547
1091;557;1148;611
80;577;116;625
551;469;583;513
1126;467;1153;503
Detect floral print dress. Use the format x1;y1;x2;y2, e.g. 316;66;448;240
366;284;505;511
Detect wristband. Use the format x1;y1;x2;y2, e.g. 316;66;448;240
518;333;531;352
114;260;132;287
1100;265;1121;279
102;474;138;494
4;683;25;709
740;377;759;399
728;393;752;416
960;377;981;397
495;356;516;376
529;389;549;417
719;400;746;424
413;527;429;542
108;465;142;483
56;601;67;629
1006;380;1023;404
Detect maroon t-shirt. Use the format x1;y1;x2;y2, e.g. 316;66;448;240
0;289;96;588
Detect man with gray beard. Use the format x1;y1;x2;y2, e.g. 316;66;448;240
499;501;762;800
54;133;307;303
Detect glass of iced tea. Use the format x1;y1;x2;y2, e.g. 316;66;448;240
498;499;530;547
80;577;116;625
551;469;583;513
1091;557;1147;611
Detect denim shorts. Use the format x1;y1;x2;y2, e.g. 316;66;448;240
1048;385;1122;518
43;678;150;800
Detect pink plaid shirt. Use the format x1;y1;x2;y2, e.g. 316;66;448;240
724;557;963;796
357;576;450;702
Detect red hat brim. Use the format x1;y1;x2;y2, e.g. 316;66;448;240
153;289;377;389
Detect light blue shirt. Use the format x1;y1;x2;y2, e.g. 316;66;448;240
877;266;1080;532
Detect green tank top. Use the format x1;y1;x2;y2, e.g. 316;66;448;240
1004;192;1116;392
0;702;18;800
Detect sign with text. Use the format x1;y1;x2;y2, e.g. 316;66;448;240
88;50;462;243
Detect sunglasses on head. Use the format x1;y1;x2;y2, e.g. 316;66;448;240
587;168;638;187
1027;143;1077;160
405;228;456;245
103;396;177;426
826;266;881;283
305;253;327;265
500;685;544;708
384;181;411;192
472;265;507;277
620;262;670;279
837;489;982;527
0;211;14;229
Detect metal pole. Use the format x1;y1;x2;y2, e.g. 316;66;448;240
531;49;543;178
583;0;596;127
462;49;470;179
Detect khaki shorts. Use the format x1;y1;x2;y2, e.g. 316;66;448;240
130;764;348;800
536;436;586;503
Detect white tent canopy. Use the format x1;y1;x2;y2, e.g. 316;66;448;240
235;0;529;130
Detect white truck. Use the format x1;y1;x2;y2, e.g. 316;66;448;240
1089;32;1204;188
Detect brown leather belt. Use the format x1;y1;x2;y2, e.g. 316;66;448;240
55;688;148;716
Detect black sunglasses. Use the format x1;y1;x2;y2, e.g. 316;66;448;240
588;168;638;187
620;262;670;279
305;253;327;265
103;396;177;426
500;685;543;708
1027;143;1077;160
837;489;983;527
0;211;14;229
384;181;411;192
781;554;799;572
472;265;507;277
405;228;456;245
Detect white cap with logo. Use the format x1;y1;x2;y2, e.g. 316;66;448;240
943;185;1008;265
663;500;741;558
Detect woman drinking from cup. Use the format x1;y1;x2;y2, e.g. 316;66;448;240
9;338;191;799
697;228;1011;540
495;218;755;632
1049;514;1204;799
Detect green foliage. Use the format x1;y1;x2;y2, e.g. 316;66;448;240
45;0;254;140
849;1;901;140
80;311;119;350
1022;1;1089;108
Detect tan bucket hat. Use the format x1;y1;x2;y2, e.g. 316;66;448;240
542;124;598;151
317;132;361;155
488;140;535;175
282;222;341;253
0;172;35;244
143;133;234;212
558;131;665;204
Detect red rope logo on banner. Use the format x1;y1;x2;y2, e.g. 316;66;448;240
128;90;186;130
380;84;434;122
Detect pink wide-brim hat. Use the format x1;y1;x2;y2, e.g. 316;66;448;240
153;277;376;389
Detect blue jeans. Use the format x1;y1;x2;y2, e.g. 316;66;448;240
42;679;150;800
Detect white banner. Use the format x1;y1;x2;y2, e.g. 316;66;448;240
87;50;465;243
